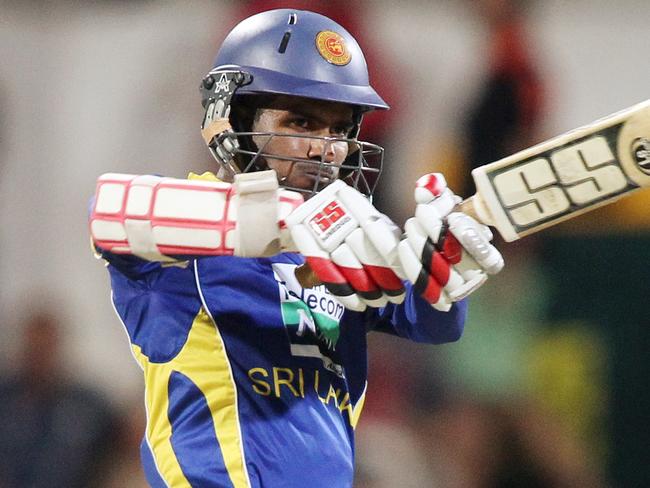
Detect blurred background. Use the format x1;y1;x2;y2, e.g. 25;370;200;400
1;0;649;486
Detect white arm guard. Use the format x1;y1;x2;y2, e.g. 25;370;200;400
89;170;303;261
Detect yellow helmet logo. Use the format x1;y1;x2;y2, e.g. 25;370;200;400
315;31;351;66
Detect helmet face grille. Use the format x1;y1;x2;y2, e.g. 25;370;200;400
212;132;383;198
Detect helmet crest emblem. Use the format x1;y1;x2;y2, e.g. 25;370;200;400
315;31;351;66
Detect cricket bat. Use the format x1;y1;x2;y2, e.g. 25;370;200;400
459;98;650;241
296;99;650;287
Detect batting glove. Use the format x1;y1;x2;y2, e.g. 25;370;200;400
285;180;405;312
398;173;504;311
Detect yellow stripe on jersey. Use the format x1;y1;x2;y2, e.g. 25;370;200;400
132;307;250;488
187;171;221;182
350;382;367;429
132;343;191;487
175;307;250;488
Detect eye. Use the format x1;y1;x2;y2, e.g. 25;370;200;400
331;124;353;137
289;116;311;131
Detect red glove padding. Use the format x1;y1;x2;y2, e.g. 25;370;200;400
285;180;405;311
398;173;504;311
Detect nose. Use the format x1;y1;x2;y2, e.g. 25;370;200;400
307;136;337;163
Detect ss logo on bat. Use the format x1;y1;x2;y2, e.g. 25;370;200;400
491;135;629;228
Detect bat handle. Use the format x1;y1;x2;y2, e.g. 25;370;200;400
457;194;493;227
457;196;480;221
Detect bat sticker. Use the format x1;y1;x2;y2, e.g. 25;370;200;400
486;124;637;232
631;137;650;174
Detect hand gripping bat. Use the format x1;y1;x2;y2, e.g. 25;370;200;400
297;99;650;287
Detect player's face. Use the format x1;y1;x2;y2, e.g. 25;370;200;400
251;96;354;193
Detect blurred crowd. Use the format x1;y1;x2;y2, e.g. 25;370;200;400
1;0;649;487
0;308;148;487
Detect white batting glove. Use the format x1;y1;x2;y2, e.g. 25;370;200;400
398;173;504;311
285;180;405;312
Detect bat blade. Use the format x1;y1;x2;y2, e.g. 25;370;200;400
464;99;650;241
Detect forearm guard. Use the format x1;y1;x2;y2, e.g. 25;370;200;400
89;170;303;262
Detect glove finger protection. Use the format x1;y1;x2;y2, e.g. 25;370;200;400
331;242;389;308
286;180;405;311
335;186;405;302
286;223;368;311
345;227;403;304
400;173;503;310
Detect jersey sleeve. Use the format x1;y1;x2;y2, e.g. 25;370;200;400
96;247;167;281
367;281;467;344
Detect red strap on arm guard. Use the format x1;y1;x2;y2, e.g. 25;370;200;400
89;172;302;261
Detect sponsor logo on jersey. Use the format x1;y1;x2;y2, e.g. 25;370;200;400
272;263;345;376
246;366;354;421
315;30;351;66
632;137;650;174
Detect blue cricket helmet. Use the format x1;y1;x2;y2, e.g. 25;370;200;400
199;9;386;197
212;8;388;111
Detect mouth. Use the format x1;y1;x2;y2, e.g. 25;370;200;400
303;170;337;188
304;163;337;178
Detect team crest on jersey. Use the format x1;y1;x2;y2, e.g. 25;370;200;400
272;263;345;376
315;30;351;66
632;137;650;174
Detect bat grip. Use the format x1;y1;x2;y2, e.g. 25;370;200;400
456;196;480;221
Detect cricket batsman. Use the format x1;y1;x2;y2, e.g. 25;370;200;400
89;9;503;487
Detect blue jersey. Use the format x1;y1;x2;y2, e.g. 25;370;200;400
105;251;466;487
